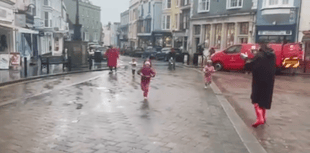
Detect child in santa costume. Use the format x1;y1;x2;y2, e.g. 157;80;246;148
137;60;156;100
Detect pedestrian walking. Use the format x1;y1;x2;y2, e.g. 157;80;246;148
105;46;119;74
242;41;276;128
137;60;156;100
129;59;138;77
203;60;215;89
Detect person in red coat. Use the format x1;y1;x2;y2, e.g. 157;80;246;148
105;46;119;74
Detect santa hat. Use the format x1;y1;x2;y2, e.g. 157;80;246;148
145;61;151;65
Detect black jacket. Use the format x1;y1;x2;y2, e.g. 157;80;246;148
244;48;276;109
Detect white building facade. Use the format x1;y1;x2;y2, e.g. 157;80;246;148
33;0;69;56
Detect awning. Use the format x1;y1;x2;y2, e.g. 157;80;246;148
302;35;310;42
0;23;39;34
18;27;39;34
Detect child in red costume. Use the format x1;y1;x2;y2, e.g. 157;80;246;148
137;60;156;100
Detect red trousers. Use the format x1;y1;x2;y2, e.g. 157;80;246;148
141;79;150;97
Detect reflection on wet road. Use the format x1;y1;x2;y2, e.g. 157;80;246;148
0;57;248;153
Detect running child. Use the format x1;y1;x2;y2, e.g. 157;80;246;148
137;60;156;100
129;59;138;77
203;60;215;89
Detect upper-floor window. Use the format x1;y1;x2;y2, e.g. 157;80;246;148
227;0;243;9
148;2;151;13
176;0;179;7
263;0;292;8
28;0;36;16
198;0;210;12
44;0;50;6
163;0;171;9
162;15;170;30
44;12;52;27
183;0;189;5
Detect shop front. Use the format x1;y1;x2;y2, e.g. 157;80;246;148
173;30;188;52
152;31;172;49
256;25;296;43
138;35;152;49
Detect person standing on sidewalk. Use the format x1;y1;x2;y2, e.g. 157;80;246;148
243;41;276;128
137;60;156;100
105;46;119;74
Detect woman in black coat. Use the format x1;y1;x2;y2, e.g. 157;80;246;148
244;42;276;128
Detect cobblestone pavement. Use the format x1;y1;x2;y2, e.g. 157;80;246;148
213;71;310;153
0;57;249;153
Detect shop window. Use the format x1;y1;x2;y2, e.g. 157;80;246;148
226;23;235;47
204;25;211;49
240;22;249;35
227;0;243;9
214;24;222;49
240;37;248;44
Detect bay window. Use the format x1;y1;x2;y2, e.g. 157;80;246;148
227;0;243;9
198;0;210;12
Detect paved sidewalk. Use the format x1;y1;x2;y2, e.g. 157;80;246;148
0;59;250;153
213;71;310;153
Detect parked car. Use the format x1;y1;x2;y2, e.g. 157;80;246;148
211;43;304;72
142;48;157;59
130;48;144;57
156;47;171;61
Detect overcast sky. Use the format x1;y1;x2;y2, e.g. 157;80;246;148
90;0;129;26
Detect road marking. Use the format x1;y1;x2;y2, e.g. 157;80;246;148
182;66;267;153
0;73;106;108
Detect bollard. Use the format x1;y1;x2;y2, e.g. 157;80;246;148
24;57;27;77
89;57;92;70
47;57;50;74
68;56;72;71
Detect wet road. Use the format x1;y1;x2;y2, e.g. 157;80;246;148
213;71;310;153
0;57;249;153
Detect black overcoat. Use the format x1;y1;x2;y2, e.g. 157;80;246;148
244;48;276;109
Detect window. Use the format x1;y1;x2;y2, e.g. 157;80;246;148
194;25;201;35
175;14;178;30
148;2;151;13
227;0;243;9
163;0;171;9
252;0;258;9
176;0;179;7
240;22;249;35
198;0;210;12
204;25;211;49
214;24;222;49
167;0;171;8
162;15;170;30
44;12;49;27
226;23;235;47
44;0;50;6
226;45;241;54
263;0;291;7
183;0;189;5
269;0;278;5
